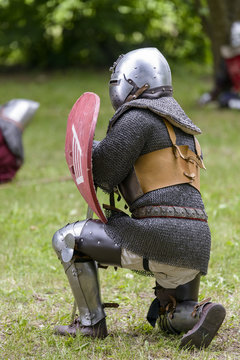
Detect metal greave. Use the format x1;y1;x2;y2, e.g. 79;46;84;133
62;260;106;326
52;221;106;326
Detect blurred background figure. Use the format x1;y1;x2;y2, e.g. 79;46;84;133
199;21;240;109
0;99;39;183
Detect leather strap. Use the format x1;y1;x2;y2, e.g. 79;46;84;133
163;119;177;144
132;205;208;221
143;258;150;271
134;145;201;193
118;119;205;205
125;83;150;103
164;119;205;168
133;120;205;193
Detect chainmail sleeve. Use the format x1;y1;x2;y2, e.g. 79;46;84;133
92;109;150;193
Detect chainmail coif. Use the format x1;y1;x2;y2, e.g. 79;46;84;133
109;97;202;135
92;98;211;274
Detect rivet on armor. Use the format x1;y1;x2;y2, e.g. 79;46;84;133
80;238;84;242
72;269;78;277
97;241;101;245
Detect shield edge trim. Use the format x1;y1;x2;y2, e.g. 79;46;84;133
86;92;107;223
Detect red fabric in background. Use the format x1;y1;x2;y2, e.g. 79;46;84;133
225;54;240;92
0;129;21;183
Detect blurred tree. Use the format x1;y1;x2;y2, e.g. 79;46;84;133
51;0;208;68
0;0;229;70
0;0;53;68
196;0;240;76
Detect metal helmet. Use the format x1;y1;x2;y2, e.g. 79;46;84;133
109;47;172;110
231;21;240;48
0;99;39;129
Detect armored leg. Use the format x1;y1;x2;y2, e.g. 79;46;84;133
147;274;201;333
63;260;105;327
158;274;201;334
53;219;121;266
148;274;226;349
52;219;121;338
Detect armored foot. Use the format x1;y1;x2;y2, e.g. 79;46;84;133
180;302;226;349
54;318;108;339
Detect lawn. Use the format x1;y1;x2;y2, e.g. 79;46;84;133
0;66;240;360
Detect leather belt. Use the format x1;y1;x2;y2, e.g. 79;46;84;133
132;205;208;221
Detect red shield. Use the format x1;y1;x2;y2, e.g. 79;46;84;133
65;92;107;223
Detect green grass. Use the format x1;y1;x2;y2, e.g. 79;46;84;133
0;67;240;359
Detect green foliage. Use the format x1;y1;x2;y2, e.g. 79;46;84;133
0;0;211;69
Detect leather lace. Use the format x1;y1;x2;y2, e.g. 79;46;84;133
191;297;212;318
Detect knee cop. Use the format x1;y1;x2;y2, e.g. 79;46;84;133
52;219;121;266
